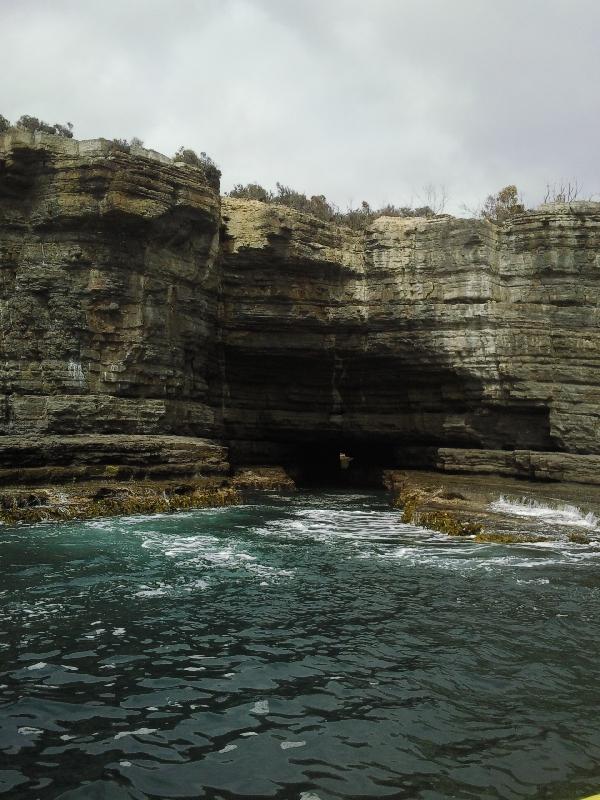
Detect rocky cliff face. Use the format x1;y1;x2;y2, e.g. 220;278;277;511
220;197;600;482
2;132;600;485
0;130;224;480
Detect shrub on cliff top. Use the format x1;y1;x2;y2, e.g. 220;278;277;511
0;115;9;133
481;185;525;222
173;147;221;189
109;137;145;154
543;180;580;204
110;138;131;153
227;182;437;230
15;115;74;138
229;183;272;203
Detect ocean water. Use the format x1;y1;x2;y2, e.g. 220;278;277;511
1;491;600;800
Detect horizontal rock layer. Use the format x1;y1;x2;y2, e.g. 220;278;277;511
2;132;600;484
0;129;220;442
220;197;600;471
0;435;228;484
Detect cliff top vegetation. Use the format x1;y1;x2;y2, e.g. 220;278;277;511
0;113;585;225
0;113;74;138
227;182;444;230
0;114;221;192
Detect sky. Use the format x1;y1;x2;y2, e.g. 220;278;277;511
2;0;599;215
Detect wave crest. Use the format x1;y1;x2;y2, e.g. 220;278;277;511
489;495;598;530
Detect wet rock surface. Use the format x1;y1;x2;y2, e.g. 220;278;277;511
386;469;600;543
0;479;241;524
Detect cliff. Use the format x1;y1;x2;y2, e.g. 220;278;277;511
2;131;600;486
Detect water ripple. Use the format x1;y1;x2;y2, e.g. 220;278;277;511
1;491;599;799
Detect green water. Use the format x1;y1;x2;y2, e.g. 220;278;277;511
1;491;600;799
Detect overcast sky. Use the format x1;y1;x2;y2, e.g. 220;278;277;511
2;0;599;214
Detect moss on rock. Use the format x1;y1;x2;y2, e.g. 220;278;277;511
397;485;482;536
415;510;482;536
474;531;550;544
567;531;591;544
231;467;296;492
0;483;240;524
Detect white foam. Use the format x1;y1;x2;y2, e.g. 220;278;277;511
135;587;168;597
281;740;305;749
114;727;156;740
256;507;402;545
140;532;294;583
252;700;269;715
135;578;210;598
490;495;598;530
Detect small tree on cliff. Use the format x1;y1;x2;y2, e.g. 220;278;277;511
173;147;221;190
15;115;74;137
481;185;525;222
0;115;9;133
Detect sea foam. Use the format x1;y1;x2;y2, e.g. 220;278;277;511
489;495;598;530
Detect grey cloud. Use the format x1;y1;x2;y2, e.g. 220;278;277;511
1;0;599;214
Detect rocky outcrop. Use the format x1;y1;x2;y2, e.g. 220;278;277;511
0;480;240;525
385;469;600;544
2;132;600;488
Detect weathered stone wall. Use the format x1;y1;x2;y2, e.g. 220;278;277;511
2;134;600;483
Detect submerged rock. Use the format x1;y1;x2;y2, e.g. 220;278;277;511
473;532;550;544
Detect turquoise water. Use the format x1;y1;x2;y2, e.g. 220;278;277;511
1;491;600;800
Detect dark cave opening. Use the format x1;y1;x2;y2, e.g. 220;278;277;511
284;439;398;488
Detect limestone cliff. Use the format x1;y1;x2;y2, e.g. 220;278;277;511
2;132;600;486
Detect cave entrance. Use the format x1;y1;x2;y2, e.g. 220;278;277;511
288;439;397;488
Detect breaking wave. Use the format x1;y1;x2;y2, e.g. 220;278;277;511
489;495;599;530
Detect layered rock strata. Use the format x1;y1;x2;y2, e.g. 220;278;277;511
2;131;600;488
220;197;600;483
0;130;220;429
